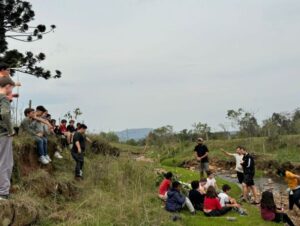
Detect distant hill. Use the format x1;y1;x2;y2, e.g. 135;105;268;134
116;128;153;141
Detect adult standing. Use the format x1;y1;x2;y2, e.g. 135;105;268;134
277;168;300;211
0;76;16;200
240;147;259;204
221;146;244;184
194;137;209;178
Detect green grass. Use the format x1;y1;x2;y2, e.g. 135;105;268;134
159;166;277;226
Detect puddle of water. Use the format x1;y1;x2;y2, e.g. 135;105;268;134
217;173;287;194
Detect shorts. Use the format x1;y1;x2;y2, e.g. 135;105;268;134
237;171;244;184
243;173;254;186
199;162;209;172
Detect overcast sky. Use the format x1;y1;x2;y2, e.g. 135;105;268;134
9;0;300;132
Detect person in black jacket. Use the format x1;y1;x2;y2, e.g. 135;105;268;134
166;181;195;214
189;180;205;211
240;147;258;204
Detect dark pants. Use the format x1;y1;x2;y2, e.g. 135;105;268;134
289;188;300;210
71;151;84;177
273;212;295;226
237;171;244;184
204;207;232;216
35;137;48;157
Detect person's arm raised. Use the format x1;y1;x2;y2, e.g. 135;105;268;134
221;148;234;157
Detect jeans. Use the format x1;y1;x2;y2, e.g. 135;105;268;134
71;151;84;177
273;212;295;226
204;207;232;216
35;137;48;157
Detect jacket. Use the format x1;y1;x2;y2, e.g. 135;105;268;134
0;94;13;137
165;188;186;212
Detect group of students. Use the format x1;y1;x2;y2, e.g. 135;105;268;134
0;63;89;201
157;137;299;225
158;171;247;218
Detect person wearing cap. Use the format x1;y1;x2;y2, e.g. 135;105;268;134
0;63;21;101
0;76;15;200
194;137;209;178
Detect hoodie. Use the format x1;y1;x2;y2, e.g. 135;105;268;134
165;188;186;212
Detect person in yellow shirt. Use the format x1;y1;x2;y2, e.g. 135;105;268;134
277;168;300;210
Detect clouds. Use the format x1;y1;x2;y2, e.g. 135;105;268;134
10;0;300;132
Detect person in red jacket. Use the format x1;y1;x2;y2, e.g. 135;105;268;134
203;186;231;217
158;172;173;200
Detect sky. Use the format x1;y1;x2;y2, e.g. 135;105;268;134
8;0;300;132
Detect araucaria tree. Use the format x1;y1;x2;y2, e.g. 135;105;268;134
0;0;61;79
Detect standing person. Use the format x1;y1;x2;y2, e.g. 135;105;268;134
158;172;173;201
260;191;295;226
277;168;300;210
165;181;195;214
59;119;72;145
203;186;231;217
194;137;209;178
221;146;244;184
71;124;88;180
240;147;259;204
0;77;15;200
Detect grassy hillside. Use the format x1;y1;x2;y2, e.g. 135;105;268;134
1;135;296;225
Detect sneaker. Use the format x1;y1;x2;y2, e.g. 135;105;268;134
54;151;63;159
0;195;9;200
79;170;83;177
45;155;52;162
39;156;49;165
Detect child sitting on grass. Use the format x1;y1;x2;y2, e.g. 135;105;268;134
218;184;247;215
166;181;195;214
260;190;295;226
189;180;205;211
205;171;218;191
203;186;231;217
158;172;173;201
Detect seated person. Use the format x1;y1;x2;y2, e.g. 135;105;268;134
260;191;295;226
166;181;195;214
198;178;207;194
59;119;72;144
189;180;205;211
203;186;231;217
67;120;76;133
218;184;247;215
205;171;218;190
76;122;81;131
158;172;173;201
20;108;53;165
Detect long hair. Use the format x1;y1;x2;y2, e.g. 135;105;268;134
260;191;276;211
206;186;217;198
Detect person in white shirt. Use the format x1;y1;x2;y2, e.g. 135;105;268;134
218;184;247;215
205;171;218;191
221;146;244;184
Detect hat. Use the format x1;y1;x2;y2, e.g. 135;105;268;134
197;137;204;142
0;76;15;87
